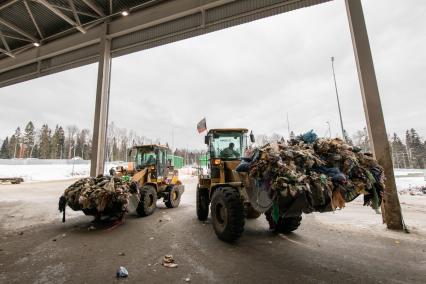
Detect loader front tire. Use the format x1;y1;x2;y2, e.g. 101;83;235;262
211;187;245;242
137;185;157;217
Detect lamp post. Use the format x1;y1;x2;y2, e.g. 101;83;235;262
331;57;346;141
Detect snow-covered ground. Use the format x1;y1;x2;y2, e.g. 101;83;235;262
0;162;122;182
0;163;199;182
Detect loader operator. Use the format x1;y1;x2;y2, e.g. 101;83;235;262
220;142;240;159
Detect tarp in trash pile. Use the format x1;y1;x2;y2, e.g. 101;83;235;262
59;175;135;222
246;137;385;219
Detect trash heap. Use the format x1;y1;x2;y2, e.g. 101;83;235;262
248;135;385;219
59;175;132;222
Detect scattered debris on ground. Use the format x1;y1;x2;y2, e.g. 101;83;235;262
0;177;24;184
162;255;178;268
116;266;129;278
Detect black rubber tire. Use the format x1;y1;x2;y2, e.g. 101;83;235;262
210;187;245;242
165;186;181;208
136;185;157;217
274;216;302;234
245;206;262;219
196;185;210;221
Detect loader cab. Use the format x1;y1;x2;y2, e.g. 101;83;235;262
203;128;254;184
130;145;169;178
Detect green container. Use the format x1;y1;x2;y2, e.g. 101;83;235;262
199;154;209;167
167;155;184;169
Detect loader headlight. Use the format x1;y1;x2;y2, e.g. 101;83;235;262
213;159;221;165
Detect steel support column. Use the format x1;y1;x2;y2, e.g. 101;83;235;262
345;0;403;230
90;22;111;177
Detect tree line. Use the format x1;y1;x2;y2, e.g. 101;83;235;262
1;122;424;169
0;121;205;164
0;122;92;160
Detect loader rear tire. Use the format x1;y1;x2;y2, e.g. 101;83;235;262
196;185;209;221
137;185;157;217
211;187;245;242
165;186;181;208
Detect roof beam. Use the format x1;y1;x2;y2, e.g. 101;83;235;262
67;0;82;27
0;47;14;58
0;17;38;42
0;29;11;52
24;0;44;39
0;0;19;11
36;0;86;34
1;32;32;42
30;1;99;18
81;0;105;17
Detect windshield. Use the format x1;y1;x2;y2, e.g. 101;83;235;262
135;149;157;167
210;131;247;160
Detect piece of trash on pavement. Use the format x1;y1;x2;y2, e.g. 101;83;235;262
118;252;125;256
185;277;191;282
162;255;178;268
116;266;129;278
88;226;95;231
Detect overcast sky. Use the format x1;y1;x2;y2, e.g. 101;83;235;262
0;0;425;149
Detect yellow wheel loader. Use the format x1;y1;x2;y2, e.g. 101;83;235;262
197;129;301;242
112;145;184;216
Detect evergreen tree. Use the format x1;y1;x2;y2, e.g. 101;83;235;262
408;128;425;168
390;133;408;168
39;124;51;159
50;125;60;159
0;137;10;159
23;121;35;158
76;129;89;159
8;135;17;158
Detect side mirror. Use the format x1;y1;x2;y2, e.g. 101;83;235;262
127;149;132;157
204;135;209;145
250;131;255;143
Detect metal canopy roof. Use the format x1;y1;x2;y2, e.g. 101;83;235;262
0;0;331;87
0;0;161;58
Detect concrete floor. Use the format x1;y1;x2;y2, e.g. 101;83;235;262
0;178;425;283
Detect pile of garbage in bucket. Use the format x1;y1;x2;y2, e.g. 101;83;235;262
246;132;385;220
59;176;133;222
